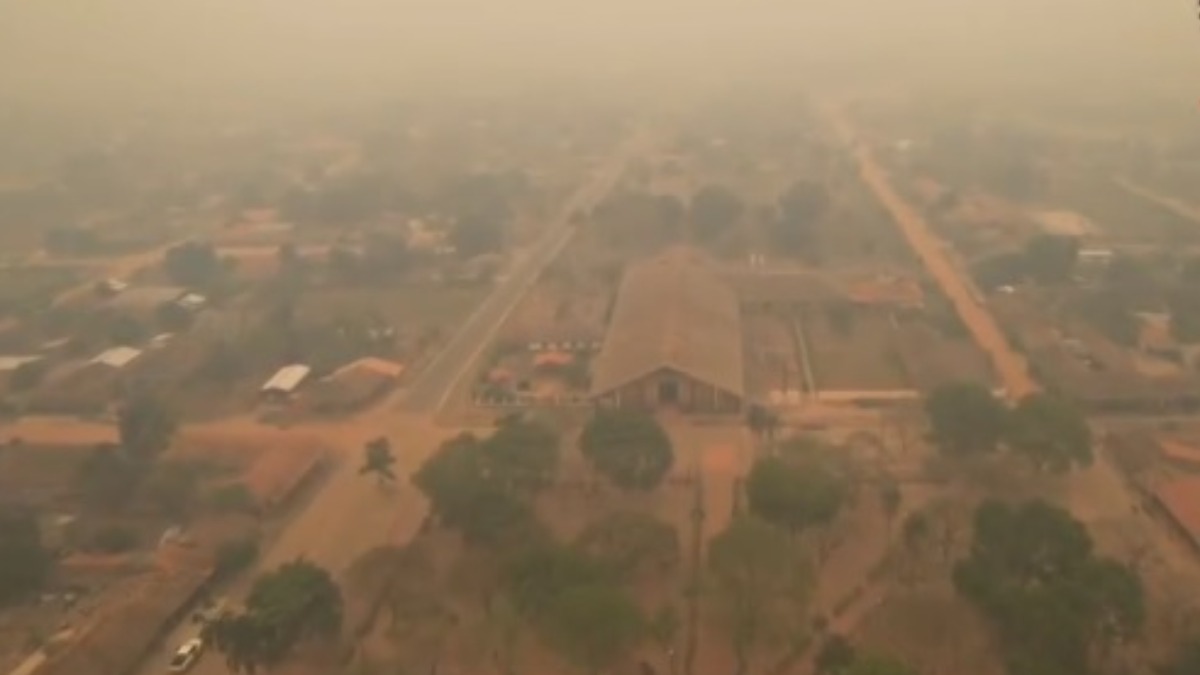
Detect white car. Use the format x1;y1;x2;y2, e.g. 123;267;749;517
168;638;204;672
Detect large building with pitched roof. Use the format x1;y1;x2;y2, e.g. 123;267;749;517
589;248;744;413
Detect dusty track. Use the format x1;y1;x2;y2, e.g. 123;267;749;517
821;103;1037;401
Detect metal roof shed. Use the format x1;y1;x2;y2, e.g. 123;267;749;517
90;346;143;369
261;364;311;394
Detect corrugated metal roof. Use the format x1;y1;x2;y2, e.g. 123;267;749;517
90;347;142;369
590;248;744;398
262;364;311;393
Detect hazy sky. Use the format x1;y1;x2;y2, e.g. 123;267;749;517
0;0;1195;106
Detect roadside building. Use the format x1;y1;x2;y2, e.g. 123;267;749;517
304;357;403;413
590;248;744;413
261;364;311;401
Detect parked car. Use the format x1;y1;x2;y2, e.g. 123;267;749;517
167;638;204;672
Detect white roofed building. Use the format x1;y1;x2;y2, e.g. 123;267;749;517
261;364;311;399
90;346;142;369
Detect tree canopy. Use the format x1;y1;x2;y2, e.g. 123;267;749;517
579;409;674;490
117;394;177;463
359;436;397;485
690;184;744;243
708;517;812;672
1167;286;1200;343
771;180;830;255
573;511;680;581
76;443;141;510
1006;393;1093;473
502;541;645;674
205;559;343;674
413;421;558;547
841;652;922;675
0;510;52;607
542;583;645;675
745;453;848;534
1022;234;1079;284
1161;637;1200;675
164;241;224;288
954;500;1144;675
924;382;1008;457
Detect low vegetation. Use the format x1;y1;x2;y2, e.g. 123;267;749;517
925;382;1092;473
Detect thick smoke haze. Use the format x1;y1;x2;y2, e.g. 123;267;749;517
0;0;1196;109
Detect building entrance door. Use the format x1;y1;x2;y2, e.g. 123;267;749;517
658;379;680;405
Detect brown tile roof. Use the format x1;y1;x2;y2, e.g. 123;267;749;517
332;357;404;379
1157;438;1200;468
590;248;744;398
1154;475;1200;544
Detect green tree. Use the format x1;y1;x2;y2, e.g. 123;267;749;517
76;443;141;510
0;509;52;607
690;184;744;242
745;455;847;535
504;543;610;615
107;314;146;346
205;559;343;673
953;500;1144;675
543;584;645;675
580;410;674;491
771;180;829;255
164;241;224;288
880;479;902;538
1167;287;1200;343
414;434;548;547
647;604;681;670
708;517;813;675
842;651;922;675
215;537;260;580
574;512;680;580
1006;393;1093;473
140;461;201;518
924;382;1008;456
485;415;561;494
359;436;397;485
1023;234;1079;284
815;634;857;675
1161;637;1200;675
970;251;1027;291
1075;290;1140;347
117;394;177;463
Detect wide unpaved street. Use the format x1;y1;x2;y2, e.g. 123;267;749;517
821;103;1037;401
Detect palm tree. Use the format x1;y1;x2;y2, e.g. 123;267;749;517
360;436;397;485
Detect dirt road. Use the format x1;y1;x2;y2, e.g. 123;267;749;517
822;104;1037;401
